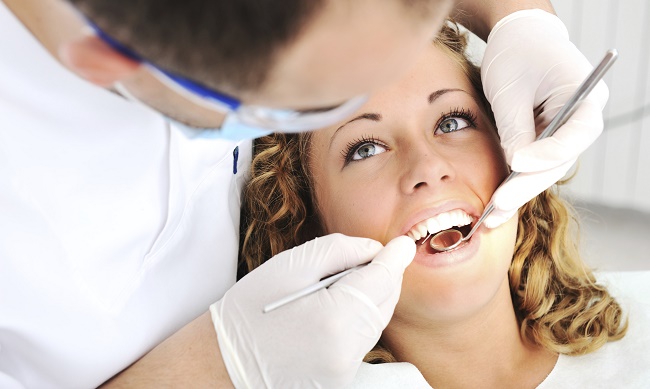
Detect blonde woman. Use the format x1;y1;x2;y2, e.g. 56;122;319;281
239;22;650;388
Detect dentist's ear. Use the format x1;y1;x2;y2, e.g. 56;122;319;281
58;34;141;87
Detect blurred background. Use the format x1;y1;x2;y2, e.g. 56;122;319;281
553;0;650;272
468;0;650;271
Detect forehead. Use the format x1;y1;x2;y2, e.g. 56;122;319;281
315;43;471;137
366;43;470;108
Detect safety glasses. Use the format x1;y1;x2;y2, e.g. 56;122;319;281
90;23;367;132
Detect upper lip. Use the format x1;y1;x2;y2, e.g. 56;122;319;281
399;200;481;237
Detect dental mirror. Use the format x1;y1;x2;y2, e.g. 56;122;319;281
428;49;618;253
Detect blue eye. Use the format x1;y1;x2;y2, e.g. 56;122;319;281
436;117;471;134
352;142;387;161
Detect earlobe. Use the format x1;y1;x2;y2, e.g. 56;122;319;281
58;34;141;87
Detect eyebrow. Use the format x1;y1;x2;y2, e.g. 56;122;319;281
336;113;382;131
428;88;465;104
329;88;467;148
329;113;382;149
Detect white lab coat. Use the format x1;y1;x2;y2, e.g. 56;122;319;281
0;3;252;388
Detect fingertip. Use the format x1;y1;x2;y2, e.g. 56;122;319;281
384;236;416;267
483;214;504;229
483;213;510;229
388;235;416;247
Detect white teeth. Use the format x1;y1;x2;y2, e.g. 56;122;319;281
425;218;441;235
407;209;473;241
416;224;427;238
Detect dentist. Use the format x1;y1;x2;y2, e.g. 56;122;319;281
0;0;607;387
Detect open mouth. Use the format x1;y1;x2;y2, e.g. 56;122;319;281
406;209;475;254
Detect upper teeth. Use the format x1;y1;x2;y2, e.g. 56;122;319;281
406;209;473;241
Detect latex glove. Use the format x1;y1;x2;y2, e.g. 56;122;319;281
211;234;416;389
481;9;608;228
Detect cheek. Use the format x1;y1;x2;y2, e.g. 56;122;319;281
484;211;519;272
458;135;509;202
316;175;392;240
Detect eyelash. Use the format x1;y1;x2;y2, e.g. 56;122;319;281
435;107;478;133
341;135;387;165
341;107;479;165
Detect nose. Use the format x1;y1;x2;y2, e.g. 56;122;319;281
399;143;455;195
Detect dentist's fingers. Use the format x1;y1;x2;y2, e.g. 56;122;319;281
510;97;606;173
330;236;415;318
484;159;576;229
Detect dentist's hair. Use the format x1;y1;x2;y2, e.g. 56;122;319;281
68;0;324;94
67;0;436;95
239;21;627;362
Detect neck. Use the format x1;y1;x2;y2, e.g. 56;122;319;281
383;280;557;389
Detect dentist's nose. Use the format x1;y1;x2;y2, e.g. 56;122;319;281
399;144;455;194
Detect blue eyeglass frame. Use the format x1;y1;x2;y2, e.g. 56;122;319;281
91;22;241;111
89;21;368;132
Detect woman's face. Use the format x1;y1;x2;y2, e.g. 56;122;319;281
309;43;519;323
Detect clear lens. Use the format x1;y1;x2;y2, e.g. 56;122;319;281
150;65;368;133
236;95;368;132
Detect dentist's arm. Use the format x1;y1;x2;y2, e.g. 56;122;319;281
453;0;608;228
100;313;234;388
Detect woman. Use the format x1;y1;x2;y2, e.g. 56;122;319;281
238;22;649;387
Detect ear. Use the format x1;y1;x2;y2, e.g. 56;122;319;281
58;34;141;87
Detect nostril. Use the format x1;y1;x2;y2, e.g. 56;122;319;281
441;174;450;182
414;181;427;189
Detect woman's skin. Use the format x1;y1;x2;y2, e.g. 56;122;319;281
308;44;558;388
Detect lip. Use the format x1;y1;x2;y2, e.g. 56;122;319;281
412;224;483;268
399;200;481;236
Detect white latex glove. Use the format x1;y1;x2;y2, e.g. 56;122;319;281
481;9;608;228
211;233;416;389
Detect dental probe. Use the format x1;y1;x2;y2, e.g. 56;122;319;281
263;49;618;314
429;48;619;252
262;265;364;313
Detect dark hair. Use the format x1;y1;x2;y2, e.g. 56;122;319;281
68;0;324;93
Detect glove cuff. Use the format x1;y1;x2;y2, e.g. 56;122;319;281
209;302;251;389
488;9;568;44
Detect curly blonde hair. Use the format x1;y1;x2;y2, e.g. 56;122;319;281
238;21;627;359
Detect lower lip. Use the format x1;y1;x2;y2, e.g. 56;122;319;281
412;230;481;268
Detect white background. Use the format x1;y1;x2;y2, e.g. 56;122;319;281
554;0;650;271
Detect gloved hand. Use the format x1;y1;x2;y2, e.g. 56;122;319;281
481;9;608;228
210;234;416;389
